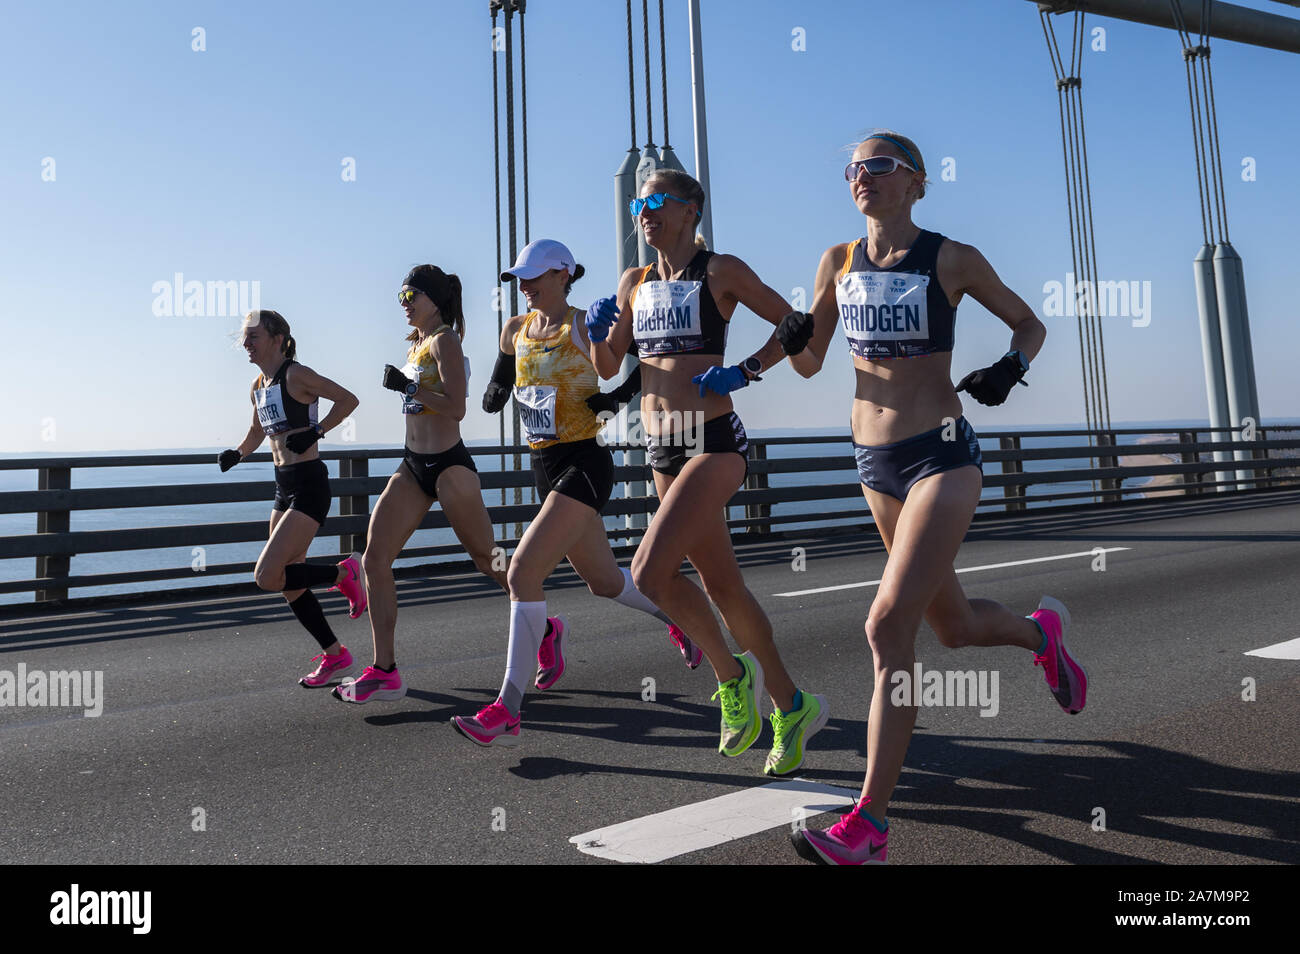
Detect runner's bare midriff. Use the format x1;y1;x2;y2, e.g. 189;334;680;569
639;354;734;438
851;351;963;446
404;405;462;455
268;428;322;468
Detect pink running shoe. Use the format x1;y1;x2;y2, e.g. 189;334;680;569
451;700;521;747
1031;595;1087;714
792;800;889;865
331;552;367;619
299;646;355;688
535;616;567;691
667;624;703;669
331;665;404;704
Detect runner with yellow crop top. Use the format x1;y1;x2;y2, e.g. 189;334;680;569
452;240;702;746
332;264;509;705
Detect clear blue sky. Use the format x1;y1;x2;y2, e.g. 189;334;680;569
2;0;1297;453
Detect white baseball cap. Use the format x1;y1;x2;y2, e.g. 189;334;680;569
500;239;577;281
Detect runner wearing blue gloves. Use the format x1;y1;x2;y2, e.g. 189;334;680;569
587;169;828;776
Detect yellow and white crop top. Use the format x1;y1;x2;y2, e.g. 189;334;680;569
400;325;471;415
512;308;603;448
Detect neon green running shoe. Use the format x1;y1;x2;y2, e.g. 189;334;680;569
764;691;829;776
711;652;765;757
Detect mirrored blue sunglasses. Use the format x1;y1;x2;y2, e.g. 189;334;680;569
630;192;694;216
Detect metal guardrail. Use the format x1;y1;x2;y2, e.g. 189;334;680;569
2;424;1298;603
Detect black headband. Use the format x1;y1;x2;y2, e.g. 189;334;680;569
403;266;452;310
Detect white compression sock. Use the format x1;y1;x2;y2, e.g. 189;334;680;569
611;567;670;623
499;600;548;715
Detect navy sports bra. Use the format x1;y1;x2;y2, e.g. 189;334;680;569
834;229;956;360
628;250;728;358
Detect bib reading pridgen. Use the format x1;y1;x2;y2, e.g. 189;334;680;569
835;229;955;360
629;249;728;358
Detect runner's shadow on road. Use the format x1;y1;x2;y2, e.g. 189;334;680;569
471;687;868;758
874;734;1298;863
509;756;776;789
358;689;468;726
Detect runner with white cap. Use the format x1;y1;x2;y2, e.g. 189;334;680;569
453;239;702;747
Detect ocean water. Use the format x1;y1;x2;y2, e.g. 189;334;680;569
0;421;1274;606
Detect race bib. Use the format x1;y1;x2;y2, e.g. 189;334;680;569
836;272;930;359
399;362;423;414
633;280;703;356
401;355;472;413
255;383;291;433
514;384;557;443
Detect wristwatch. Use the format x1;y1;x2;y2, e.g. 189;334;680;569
404;381;419;396
741;356;763;382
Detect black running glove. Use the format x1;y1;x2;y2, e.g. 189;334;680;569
955;354;1027;407
382;364;410;392
777;311;816;356
483;348;516;413
285;427;321;454
218;449;241;472
586;365;642;415
483;382;510;414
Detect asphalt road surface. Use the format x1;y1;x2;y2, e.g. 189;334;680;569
2;489;1297;865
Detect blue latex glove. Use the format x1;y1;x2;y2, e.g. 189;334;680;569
585;296;619;343
692;364;748;397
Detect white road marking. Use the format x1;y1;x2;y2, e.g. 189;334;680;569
1244;637;1300;660
569;779;858;864
773;547;1131;597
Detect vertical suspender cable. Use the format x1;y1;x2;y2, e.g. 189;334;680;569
1171;6;1212;246
642;0;654;146
503;3;522;527
520;1;530;245
626;0;637;147
1200;1;1230;244
1069;18;1102;438
1072;18;1112;432
1041;12;1097;484
1041;11;1117;490
659;0;669;146
490;2;505;519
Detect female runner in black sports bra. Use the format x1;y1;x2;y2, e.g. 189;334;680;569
782;130;1087;865
219;309;362;689
589;169;828;777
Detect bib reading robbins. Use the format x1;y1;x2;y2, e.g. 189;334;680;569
514;385;558;443
836;271;932;360
633;281;704;356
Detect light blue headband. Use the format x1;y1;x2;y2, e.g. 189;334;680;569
865;135;921;171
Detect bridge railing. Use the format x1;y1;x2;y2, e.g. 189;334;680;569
2;423;1297;604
